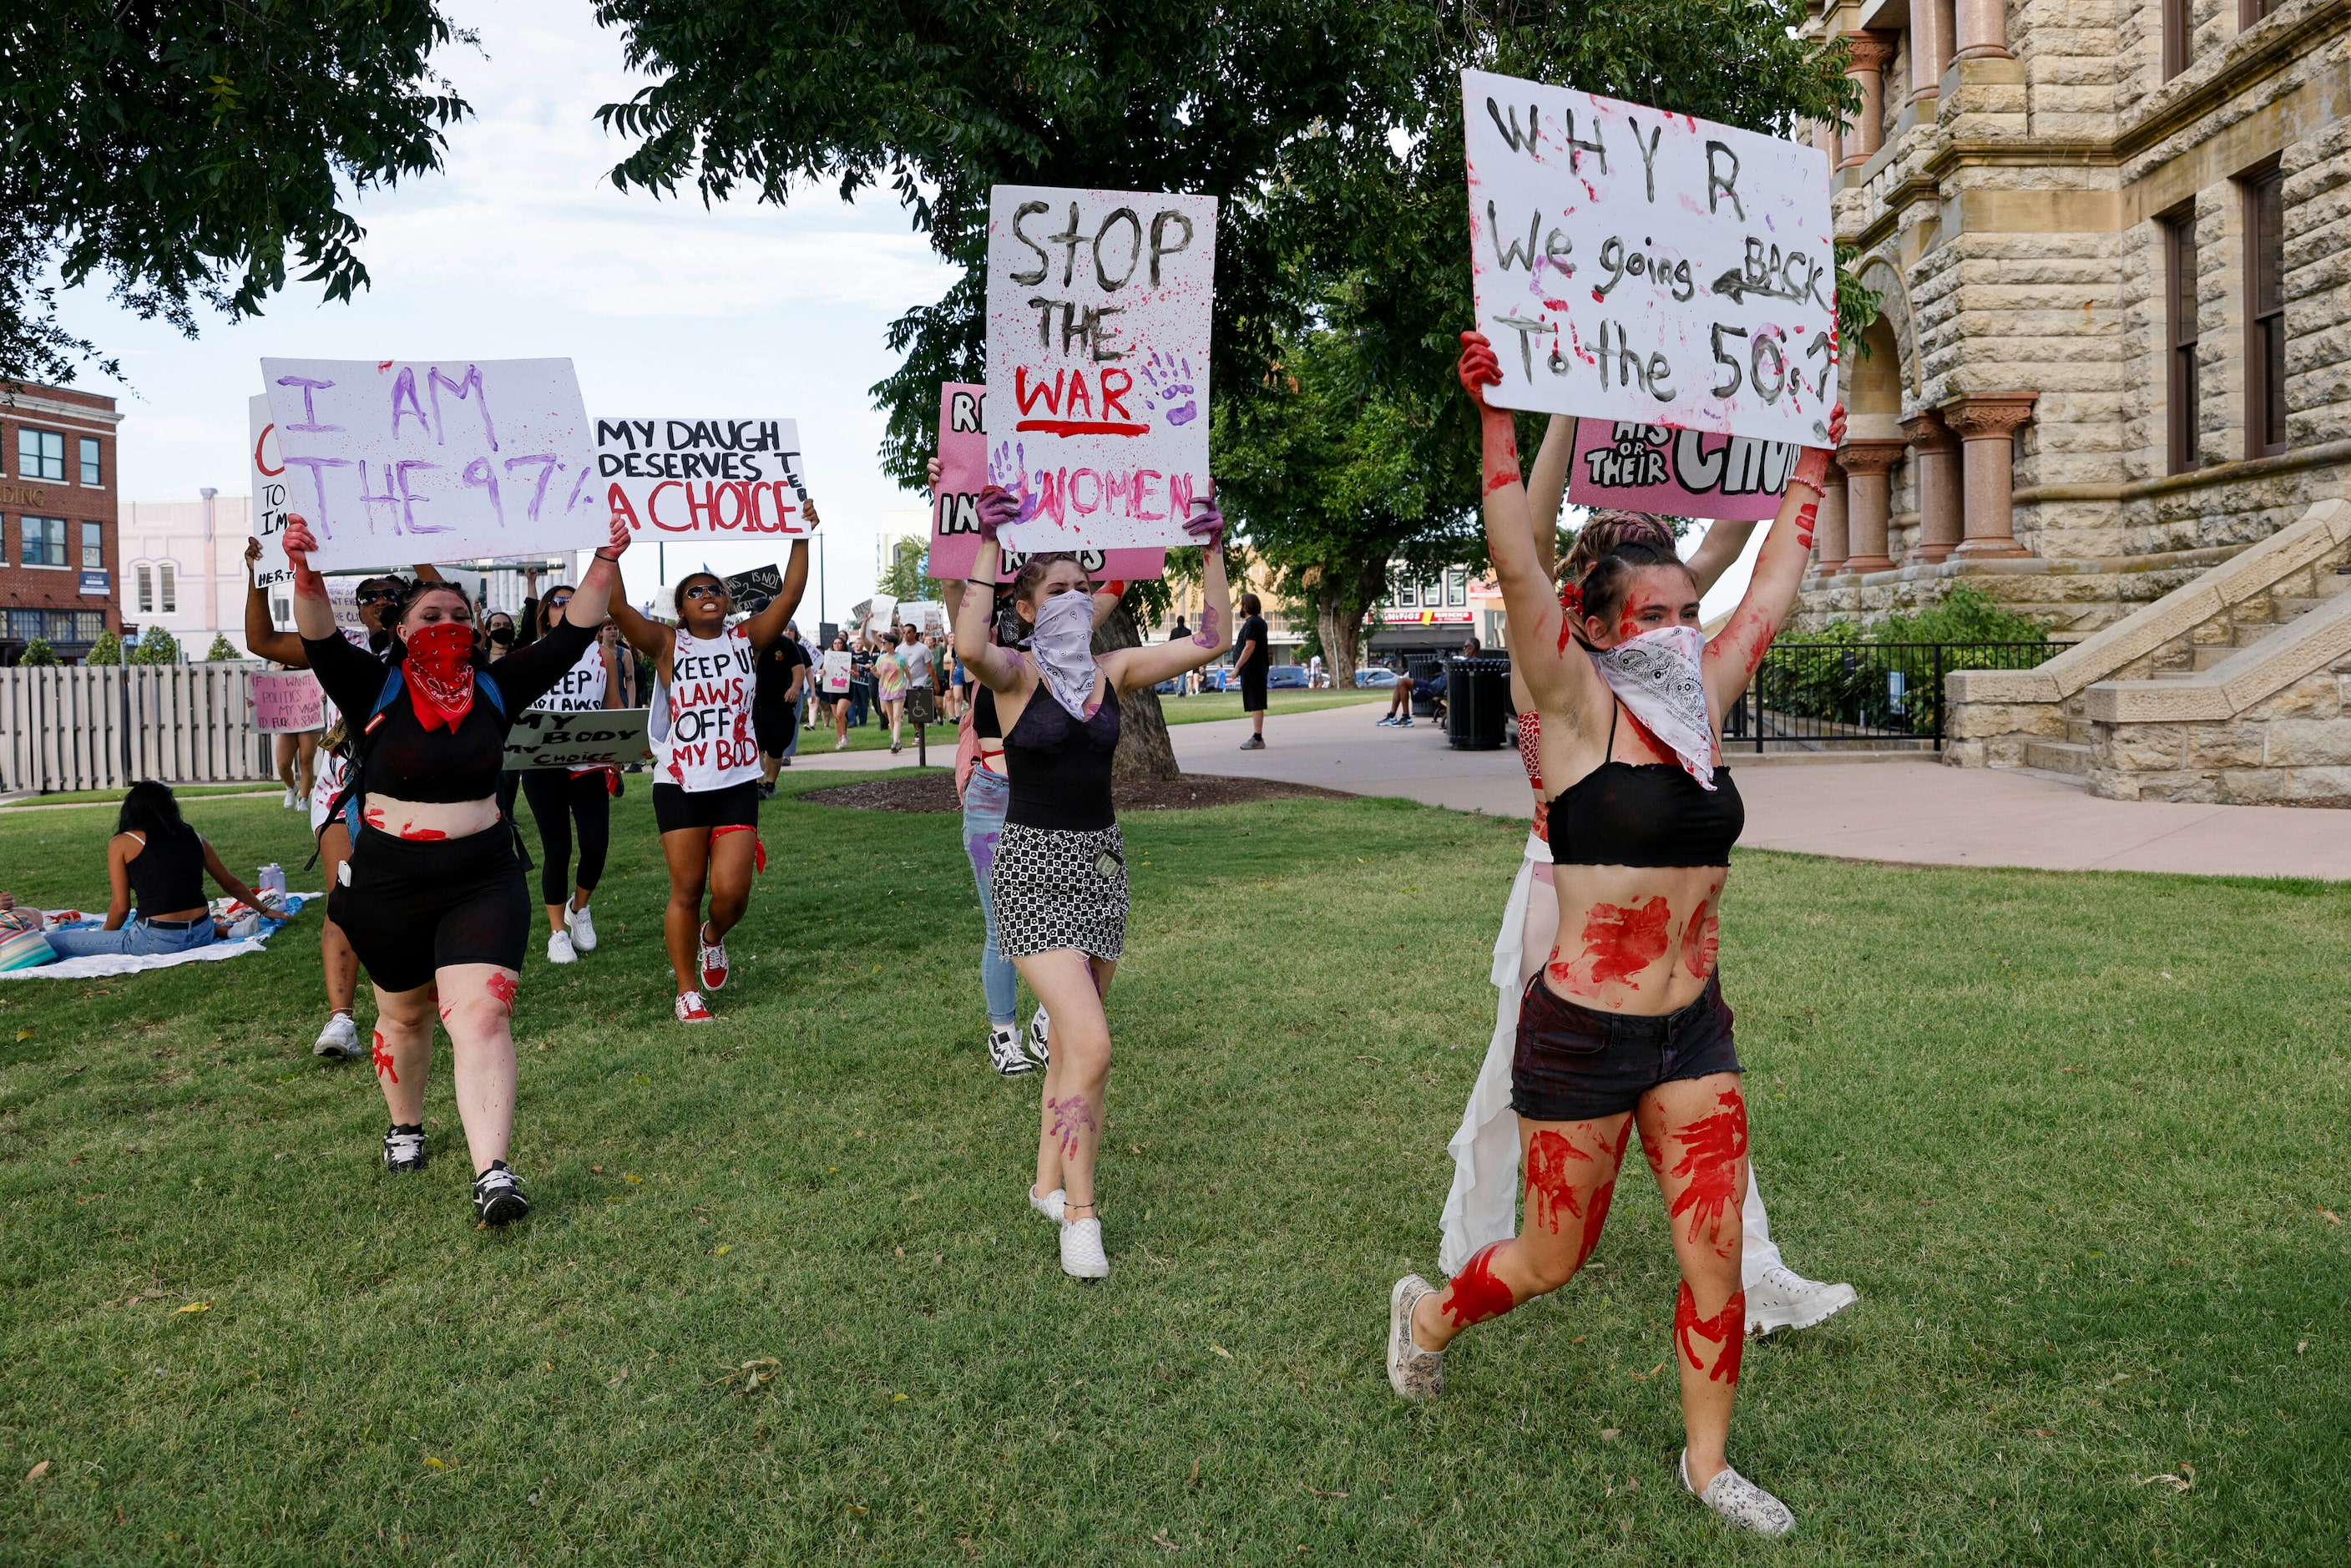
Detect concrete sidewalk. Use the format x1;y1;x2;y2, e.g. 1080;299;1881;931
1167;701;2351;881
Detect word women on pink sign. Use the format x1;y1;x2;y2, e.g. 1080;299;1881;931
932;384;1165;583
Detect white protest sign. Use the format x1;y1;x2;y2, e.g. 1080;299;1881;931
1462;70;1836;445
249;395;292;591
503;708;653;771
596;418;809;539
984;185;1216;554
819;650;852;695
260;358;600;571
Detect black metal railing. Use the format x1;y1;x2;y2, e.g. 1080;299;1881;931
1722;640;2059;752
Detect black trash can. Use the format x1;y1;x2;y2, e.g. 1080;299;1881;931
1446;655;1513;750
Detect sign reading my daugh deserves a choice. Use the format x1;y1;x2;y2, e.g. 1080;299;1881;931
984;185;1217;556
1462;70;1836;447
597;418;810;539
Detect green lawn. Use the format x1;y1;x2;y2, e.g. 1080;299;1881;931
3;781;2346;1564
4;783;283;810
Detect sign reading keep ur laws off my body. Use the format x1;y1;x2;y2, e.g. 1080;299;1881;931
598;418;809;538
984;185;1217;554
1461;70;1836;447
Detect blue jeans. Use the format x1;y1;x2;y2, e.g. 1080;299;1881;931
46;918;219;959
961;768;1019;1025
781;691;803;757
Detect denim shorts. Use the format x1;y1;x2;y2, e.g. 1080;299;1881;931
1510;973;1741;1123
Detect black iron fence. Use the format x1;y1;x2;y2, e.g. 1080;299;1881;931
1722;640;2059;752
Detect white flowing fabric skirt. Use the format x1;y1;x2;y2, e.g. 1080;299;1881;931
1438;829;1548;1275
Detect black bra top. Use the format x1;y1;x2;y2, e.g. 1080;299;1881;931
1548;702;1743;867
1002;675;1120;832
973;683;999;741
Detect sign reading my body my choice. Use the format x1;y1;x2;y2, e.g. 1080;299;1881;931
984;185;1217;555
259;358;601;571
598;418;809;538
1462;71;1835;447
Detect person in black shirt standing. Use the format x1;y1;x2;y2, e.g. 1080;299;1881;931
282;508;629;1227
755;622;810;794
1234;593;1271;750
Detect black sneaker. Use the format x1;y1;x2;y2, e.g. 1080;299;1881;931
472;1161;530;1227
756;781;776;799
382;1123;427;1172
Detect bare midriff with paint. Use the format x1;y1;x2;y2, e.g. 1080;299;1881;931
361;793;501;842
1540;862;1726;1015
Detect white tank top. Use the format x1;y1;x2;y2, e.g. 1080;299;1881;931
655;625;761;792
532;644;608;713
309;750;349;835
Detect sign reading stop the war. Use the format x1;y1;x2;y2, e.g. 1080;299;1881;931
597;417;809;538
984;185;1216;555
1462;69;1836;447
933;383;1166;583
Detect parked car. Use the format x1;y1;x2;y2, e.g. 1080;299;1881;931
1267;664;1308;689
1352;667;1399;688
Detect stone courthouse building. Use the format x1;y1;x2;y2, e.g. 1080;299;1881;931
1797;0;2351;803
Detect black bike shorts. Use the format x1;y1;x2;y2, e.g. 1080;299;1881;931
327;822;530;994
653;779;760;835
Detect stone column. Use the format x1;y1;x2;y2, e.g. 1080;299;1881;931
1812;458;1851;574
1912;0;1955;102
1900;410;1963;563
1837;440;1906;572
1841;32;1898;169
1954;0;2013;60
1943;392;2039;559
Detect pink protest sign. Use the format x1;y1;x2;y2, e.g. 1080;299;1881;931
930;384;1165;584
1567;419;1797;521
250;671;325;734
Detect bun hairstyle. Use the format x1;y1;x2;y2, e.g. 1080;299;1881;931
1579;539;1695;635
1009;553;1089;621
1559;508;1677;588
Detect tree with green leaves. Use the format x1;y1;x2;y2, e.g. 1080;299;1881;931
205;634;242;661
18;637;56;668
2;3;473;386
129;625;182;666
875;535;938;609
86;627;123;666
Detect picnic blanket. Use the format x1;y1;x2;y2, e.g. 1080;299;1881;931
0;894;317;982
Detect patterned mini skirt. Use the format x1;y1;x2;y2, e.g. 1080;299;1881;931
991;822;1129;961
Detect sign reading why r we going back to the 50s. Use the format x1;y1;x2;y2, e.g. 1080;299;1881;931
597;418;810;539
985;185;1217;555
260;358;602;572
1462;70;1836;447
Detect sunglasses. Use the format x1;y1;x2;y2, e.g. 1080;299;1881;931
683;584;727;601
545;594;574;609
355;588;400;606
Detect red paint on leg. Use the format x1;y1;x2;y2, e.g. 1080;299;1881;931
1675;1281;1747;1383
370;1029;398;1084
1524;1129;1593;1236
1679;901;1720;979
1576;897;1672;989
485;971;518;1015
437;1001;454;1024
1439;1241;1518;1328
1666;1088;1749;1244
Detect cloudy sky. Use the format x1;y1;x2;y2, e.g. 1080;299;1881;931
55;0;951;622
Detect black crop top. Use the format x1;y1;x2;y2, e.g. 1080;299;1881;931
304;619;597;803
973;683;1000;741
126;829;206;914
1548;702;1744;867
1003;678;1120;832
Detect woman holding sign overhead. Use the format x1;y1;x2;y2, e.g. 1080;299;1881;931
1382;332;1842;1541
280;510;630;1228
521;584;622;966
951;485;1231;1280
607;507;815;1024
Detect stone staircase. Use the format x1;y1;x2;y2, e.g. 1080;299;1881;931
1945;499;2351;803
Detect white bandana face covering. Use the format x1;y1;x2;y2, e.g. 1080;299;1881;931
1029;589;1100;720
1588;623;1717;790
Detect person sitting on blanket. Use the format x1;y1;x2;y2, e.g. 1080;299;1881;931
0;892;41;929
43;781;281;959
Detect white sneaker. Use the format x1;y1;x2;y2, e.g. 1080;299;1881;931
1025;1005;1052;1067
1681;1449;1795;1539
835;737;847;751
1029;1185;1066;1223
282;787;298;808
547;929;577;964
1745;1263;1858;1337
1387;1274;1446;1401
564;903;597;952
313;1011;360;1059
988;1022;1034;1076
1059;1215;1110;1278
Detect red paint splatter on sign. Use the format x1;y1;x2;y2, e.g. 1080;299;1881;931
1440;1242;1517;1328
1675;1282;1747;1383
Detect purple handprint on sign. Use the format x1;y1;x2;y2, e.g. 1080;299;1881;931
986;440;1041;522
1140;352;1198;427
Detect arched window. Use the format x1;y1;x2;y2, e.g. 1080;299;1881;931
136;564;154;613
158;561;178;614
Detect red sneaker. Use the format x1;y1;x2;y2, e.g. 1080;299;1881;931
675;990;713;1024
697;923;729;992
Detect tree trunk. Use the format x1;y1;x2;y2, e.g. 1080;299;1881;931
1097;598;1181;781
1317;589;1364;690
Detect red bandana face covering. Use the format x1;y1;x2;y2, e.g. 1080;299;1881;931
402;621;478;731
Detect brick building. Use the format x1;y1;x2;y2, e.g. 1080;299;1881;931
0;383;121;662
1795;0;2348;630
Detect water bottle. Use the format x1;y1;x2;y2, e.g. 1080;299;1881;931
258;862;286;896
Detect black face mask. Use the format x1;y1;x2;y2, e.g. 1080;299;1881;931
488;626;514;645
